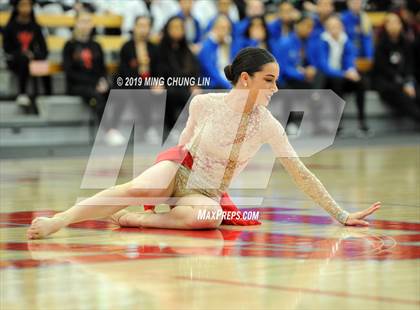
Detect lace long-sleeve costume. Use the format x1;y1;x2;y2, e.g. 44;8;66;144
177;93;349;224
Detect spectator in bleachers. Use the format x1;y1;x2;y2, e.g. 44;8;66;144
268;1;300;40
373;13;420;121
3;0;50;109
155;16;201;142
198;14;234;89
234;0;265;38
196;0;239;34
317;15;369;133
310;0;335;38
144;0;183;36
276;16;319;89
392;4;419;43
105;15;159;146
62;11;109;124
94;0;179;36
341;0;374;59
176;0;202;46
276;15;327;134
237;15;277;53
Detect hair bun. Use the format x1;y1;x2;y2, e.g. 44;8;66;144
224;65;233;81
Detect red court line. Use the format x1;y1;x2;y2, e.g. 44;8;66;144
174;276;420;306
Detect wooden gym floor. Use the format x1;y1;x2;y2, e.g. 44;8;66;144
0;141;419;310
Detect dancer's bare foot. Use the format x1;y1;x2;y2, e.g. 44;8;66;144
27;217;66;239
109;210;153;227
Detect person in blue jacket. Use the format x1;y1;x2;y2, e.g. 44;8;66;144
232;16;276;59
340;0;374;59
268;1;299;41
310;0;335;39
276;16;320;89
176;0;202;45
198;14;235;89
275;16;327;135
318;15;369;133
218;0;265;40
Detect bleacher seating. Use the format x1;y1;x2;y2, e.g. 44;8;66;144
0;9;411;150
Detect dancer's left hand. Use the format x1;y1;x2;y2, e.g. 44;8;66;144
345;201;381;226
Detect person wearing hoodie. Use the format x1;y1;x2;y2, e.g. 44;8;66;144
3;0;50;109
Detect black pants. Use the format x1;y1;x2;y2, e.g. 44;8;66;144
324;76;366;124
106;88;155;134
69;85;108;124
7;55;51;96
283;75;324;131
163;86;191;143
374;78;420;121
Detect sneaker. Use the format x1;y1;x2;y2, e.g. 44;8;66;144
145;127;160;144
355;127;374;138
16;94;31;107
104;129;126;146
286;123;299;136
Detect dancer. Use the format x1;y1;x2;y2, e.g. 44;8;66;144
27;47;381;239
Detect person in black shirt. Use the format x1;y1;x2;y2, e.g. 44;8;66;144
3;0;50;108
62;10;109;124
155;16;201;143
373;13;420;122
105;15;159;145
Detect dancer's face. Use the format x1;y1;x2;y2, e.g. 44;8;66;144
239;62;279;107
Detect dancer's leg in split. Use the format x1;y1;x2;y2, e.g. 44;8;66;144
113;193;223;230
26;160;179;239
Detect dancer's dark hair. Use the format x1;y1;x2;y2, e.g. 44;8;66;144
224;47;276;85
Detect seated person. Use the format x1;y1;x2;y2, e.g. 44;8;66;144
233;16;277;59
3;0;50;110
198;14;235;89
340;0;374;59
176;0;202;46
317;15;369;133
62;11;109;124
268;1;300;40
373;13;420;122
276;16;320;89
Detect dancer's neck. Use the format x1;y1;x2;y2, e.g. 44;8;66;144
225;89;255;114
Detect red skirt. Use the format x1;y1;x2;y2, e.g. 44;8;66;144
144;145;261;226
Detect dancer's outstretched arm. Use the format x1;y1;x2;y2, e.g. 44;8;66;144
264;111;381;226
279;156;381;226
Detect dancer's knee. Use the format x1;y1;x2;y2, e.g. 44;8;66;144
179;207;222;229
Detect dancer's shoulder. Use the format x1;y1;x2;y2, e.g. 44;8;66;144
189;92;225;112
